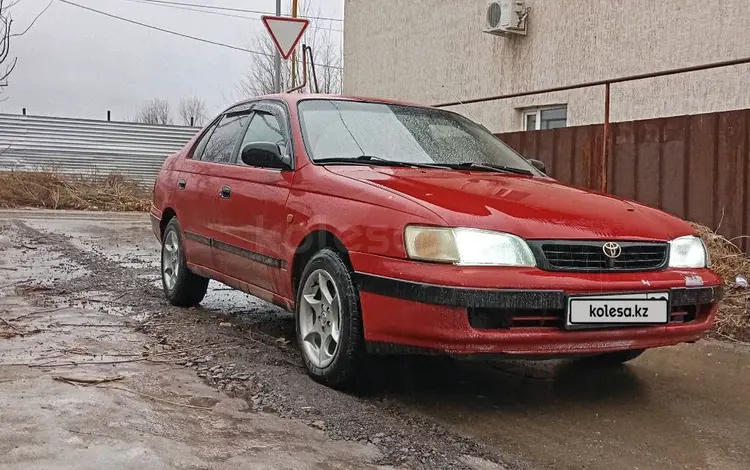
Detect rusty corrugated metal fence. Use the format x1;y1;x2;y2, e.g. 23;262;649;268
0;113;200;185
498;107;750;251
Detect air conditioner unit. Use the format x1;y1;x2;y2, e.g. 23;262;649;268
484;0;530;37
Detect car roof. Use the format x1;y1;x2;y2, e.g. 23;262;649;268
225;93;431;112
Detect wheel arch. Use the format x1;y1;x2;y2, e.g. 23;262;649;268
160;207;177;237
291;230;353;294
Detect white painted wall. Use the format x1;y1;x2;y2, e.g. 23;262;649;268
343;0;750;132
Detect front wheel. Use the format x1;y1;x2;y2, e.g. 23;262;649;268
295;249;365;389
161;217;209;307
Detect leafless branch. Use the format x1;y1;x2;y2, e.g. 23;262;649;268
0;56;16;86
0;0;18;89
178;96;207;126
10;0;53;38
134;98;173;125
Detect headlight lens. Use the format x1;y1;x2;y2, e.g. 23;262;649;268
668;235;709;268
404;226;536;266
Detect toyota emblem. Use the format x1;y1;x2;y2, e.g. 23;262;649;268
602;242;622;259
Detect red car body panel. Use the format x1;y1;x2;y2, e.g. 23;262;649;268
324;166;690;240
359;290;717;355
151;93;723;358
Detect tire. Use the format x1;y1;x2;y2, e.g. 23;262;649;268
295;248;365;389
161;217;209;307
589;349;646;365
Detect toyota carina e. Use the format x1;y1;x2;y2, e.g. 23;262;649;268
150;94;723;388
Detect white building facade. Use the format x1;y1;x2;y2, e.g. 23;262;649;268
343;0;750;133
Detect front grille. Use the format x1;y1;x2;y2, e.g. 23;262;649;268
530;241;668;272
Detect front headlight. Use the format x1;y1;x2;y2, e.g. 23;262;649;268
668;235;709;268
404;226;536;266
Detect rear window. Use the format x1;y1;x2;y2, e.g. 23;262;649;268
201;113;250;164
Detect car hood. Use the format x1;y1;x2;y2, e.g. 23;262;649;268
327;166;692;240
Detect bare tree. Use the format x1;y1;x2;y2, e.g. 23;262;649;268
235;1;343;98
1;0;54;93
178;97;208;126
134;98;173;125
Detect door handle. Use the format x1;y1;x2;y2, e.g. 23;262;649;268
219;185;232;199
177;179;186;190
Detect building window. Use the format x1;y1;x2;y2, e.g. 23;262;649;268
522;106;568;131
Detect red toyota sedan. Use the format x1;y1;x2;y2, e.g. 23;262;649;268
150;94;723;388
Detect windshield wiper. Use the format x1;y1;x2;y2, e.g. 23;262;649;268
449;162;534;175
316;155;451;169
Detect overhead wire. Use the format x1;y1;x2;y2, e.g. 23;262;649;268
56;0;343;70
132;0;344;23
115;0;344;33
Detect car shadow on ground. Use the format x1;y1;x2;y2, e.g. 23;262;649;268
355;353;649;412
202;291;649;414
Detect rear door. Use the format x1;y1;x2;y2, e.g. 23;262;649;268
177;109;253;270
212;101;294;295
171;118;219;269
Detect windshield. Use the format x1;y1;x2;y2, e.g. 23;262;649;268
297;99;540;174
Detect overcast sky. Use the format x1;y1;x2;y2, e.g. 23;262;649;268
2;0;344;122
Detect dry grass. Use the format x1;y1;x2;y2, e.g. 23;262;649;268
0;171;150;212
691;222;750;342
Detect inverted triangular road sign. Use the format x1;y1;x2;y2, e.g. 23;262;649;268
261;15;310;60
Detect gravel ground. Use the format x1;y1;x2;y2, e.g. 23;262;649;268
2;214;516;470
6;210;750;470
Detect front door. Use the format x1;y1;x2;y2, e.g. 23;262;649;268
212;101;294;296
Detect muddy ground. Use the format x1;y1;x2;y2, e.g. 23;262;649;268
1;209;749;470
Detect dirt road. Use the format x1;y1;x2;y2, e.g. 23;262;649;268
2;209;749;470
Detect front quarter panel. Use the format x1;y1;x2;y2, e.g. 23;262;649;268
281;164;441;300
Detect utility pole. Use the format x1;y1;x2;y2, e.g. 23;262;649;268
291;0;299;87
273;0;282;93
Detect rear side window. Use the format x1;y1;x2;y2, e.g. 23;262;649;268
201;113;251;163
190;122;217;160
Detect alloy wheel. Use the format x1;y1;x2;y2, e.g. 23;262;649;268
162;230;180;291
299;269;342;368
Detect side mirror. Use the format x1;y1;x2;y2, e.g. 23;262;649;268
528;159;546;174
240;142;291;170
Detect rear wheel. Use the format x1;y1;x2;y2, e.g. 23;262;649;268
161;217;209;307
295;248;365;389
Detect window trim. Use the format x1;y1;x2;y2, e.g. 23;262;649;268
233;100;296;171
522;105;568;131
195;110;254;165
187;115;222;160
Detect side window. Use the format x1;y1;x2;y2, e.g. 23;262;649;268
190;122;217;160
239;110;289;161
201;112;251;163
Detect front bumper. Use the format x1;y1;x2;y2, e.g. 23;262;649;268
350;252;724;356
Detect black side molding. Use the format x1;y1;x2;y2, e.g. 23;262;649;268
354;272;724;310
184;231;287;270
184;231;211;246
353;272;565;309
212;239;285;269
